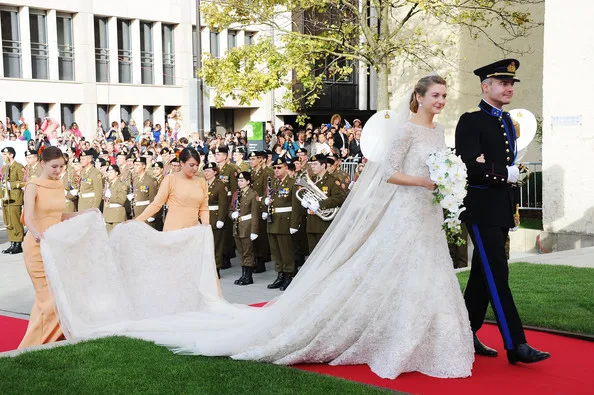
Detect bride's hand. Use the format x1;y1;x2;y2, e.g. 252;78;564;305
420;177;437;191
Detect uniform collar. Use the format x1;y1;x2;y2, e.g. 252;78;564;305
479;99;505;118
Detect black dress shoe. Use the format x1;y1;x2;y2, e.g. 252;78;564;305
507;343;551;364
234;267;247;285
253;258;266;273
9;242;22;254
236;267;254;286
279;276;292;291
474;334;498;357
267;272;285;289
2;242;15;254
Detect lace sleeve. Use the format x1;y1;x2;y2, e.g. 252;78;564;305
384;124;413;179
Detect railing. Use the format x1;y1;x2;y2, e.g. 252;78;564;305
118;49;133;83
517;161;542;211
162;53;175;85
95;47;109;82
340;159;362;183
140;50;154;84
58;44;75;80
2;39;22;78
31;41;49;79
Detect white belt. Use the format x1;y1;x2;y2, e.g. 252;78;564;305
135;200;150;206
208;205;219;211
81;193;95;198
108;203;123;208
227;191;232;196
273;207;292;213
239;214;252;222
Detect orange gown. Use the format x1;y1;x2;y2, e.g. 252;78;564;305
19;178;67;349
136;173;209;231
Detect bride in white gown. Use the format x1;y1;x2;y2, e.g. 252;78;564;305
41;76;473;380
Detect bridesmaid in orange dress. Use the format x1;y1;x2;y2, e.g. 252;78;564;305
135;148;209;230
19;147;98;349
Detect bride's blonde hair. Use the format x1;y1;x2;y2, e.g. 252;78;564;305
409;75;447;113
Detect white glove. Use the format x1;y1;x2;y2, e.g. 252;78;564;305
147;217;155;223
105;189;112;199
510;226;518;232
70;189;78;197
308;200;320;212
301;197;310;209
262;212;268;220
64;189;68;196
216;220;224;229
507;165;520;183
231;211;239;220
250;233;258;241
264;197;271;206
289;227;298;234
126;193;134;201
5;181;10;189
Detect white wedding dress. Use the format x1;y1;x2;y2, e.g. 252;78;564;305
41;120;473;380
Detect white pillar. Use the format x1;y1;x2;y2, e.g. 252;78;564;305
0;13;4;78
131;105;143;126
47;9;59;81
131;19;141;85
108;17;119;83
154;105;165;129
73;12;95;84
358;62;368;111
19;6;32;80
154;22;163;85
109;104;120;125
22;102;34;127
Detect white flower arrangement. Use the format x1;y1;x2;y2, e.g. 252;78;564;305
426;148;468;246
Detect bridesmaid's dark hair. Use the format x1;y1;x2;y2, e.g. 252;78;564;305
179;147;200;164
40;146;66;164
410;75;447;113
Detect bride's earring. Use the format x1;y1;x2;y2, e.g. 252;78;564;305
419;102;423;108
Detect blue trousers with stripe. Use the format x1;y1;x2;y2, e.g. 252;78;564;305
464;224;526;349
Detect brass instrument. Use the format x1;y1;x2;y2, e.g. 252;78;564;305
266;175;273;223
295;175;338;221
234;188;241;236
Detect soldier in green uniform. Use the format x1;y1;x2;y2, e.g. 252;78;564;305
103;165;128;232
326;155;351;194
249;151;271;273
301;154;346;254
293;150;310;269
233;147;250;172
24;149;42;183
77;151;103;211
61;153;77;213
295;148;312;178
132;157;158;227
262;158;303;291
151;161;165;231
215;145;239;269
1;147;25;254
204;162;229;277
230;172;259;285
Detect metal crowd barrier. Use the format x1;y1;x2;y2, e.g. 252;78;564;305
340;160;360;182
517;161;542;211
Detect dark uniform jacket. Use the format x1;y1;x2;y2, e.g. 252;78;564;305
208;178;229;230
250;166;268;199
231;187;259;238
219;162;239;198
306;172;346;234
455;100;517;228
264;176;302;234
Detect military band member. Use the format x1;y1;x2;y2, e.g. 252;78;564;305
295;148;312;178
215;145;239;269
116;151;129;183
160;147;172;174
24;149;42;183
131;157;158;226
61;153;77;213
326;155;351;194
151;161;165;231
1;147;25;254
103;165;128;232
230;172;259;286
204;162;229;275
261;158;302;291
455;59;550;364
77;151;103;211
233;147;250;172
168;156;181;174
249;151;271;273
301;154;346;253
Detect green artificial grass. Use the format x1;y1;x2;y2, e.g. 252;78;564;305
0;337;394;395
518;217;543;230
457;263;594;335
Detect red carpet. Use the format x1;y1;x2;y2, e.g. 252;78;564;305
2;314;592;394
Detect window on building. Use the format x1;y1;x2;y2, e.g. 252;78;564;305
227;30;237;51
140;21;153;84
57;14;74;81
209;30;219;58
1;9;22;78
34;103;49;123
117;19;132;83
94;16;109;82
30;10;49;79
244;31;255;46
143;106;154;124
120;105;132;123
6;102;23;123
162;24;175;85
97;105;108;130
61;104;75;128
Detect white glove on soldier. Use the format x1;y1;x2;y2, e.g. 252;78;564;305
262;212;268;220
507;165;520;183
289;228;298;235
231;211;239;220
70;189;78;197
264;197;272;206
216;220;224;229
126;193;134;201
308;200;320;212
250;233;258;241
147;217;155;223
5;181;10;189
105;189;112;199
301;197;311;209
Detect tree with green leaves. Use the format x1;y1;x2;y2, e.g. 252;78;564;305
201;0;542;114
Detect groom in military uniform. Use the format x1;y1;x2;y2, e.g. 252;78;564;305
455;59;550;365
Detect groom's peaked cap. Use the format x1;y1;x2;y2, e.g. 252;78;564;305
474;59;520;82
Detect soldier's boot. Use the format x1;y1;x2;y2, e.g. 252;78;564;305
234;267;247;285
9;242;22;254
253;258;266;274
279;275;293;291
221;254;232;270
267;272;285;289
237;267;254;286
2;242;15;254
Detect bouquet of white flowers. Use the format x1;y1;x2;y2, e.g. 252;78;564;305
426;148;468;246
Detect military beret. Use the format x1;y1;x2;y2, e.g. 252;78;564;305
116;151;127;157
152;161;164;169
160;148;171;154
248;151;258;158
237;171;251;182
95;158;107;167
214;146;229;154
310;154;327;164
235;146;245;154
25;149;38;157
296;148;308;155
474;58;520;82
170;157;179;163
272;157;287;166
134;157;147;164
203;162;218;170
287;161;296;171
1;147;15;155
107;165;120;174
100;150;109;155
264;149;273;155
79;150;93;158
326;157;336;166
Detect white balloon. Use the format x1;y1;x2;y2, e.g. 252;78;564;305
360;110;403;162
509;109;537;152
